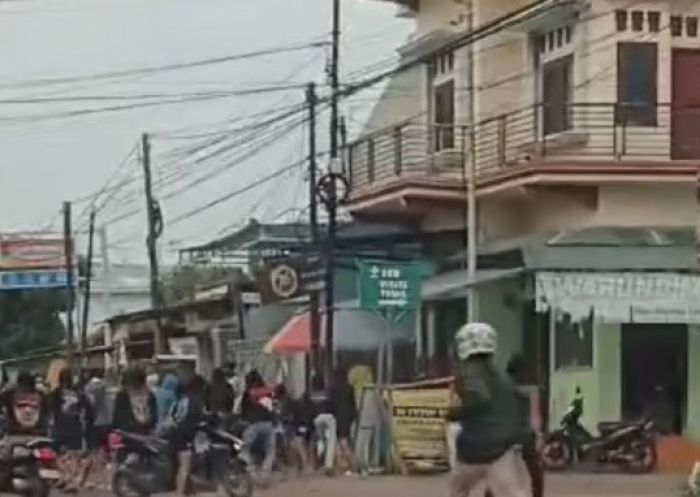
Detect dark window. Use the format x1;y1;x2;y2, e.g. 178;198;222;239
554;312;594;370
556;28;564;47
434;80;455;151
648;11;661;32
616;10;628;31
617;42;658;126
687;16;698;37
548;31;555;51
565;25;573;43
671;15;683;36
536;34;546;54
542;55;573;135
631;10;644;31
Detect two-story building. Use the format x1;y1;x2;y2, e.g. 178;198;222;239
348;0;700;444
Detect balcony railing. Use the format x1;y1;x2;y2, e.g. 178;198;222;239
347;102;694;193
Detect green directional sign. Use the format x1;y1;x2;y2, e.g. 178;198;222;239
358;260;422;311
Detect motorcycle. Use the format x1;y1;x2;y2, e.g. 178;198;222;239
542;388;657;473
110;420;252;497
0;436;58;497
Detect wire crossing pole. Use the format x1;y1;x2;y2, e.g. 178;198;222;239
307;82;322;387
63;201;75;367
141;132;164;355
324;0;341;385
80;210;96;373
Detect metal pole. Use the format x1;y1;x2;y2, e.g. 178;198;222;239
141;132;164;355
466;2;478;323
63;201;75;367
80;210;96;372
324;0;341;383
307;83;321;387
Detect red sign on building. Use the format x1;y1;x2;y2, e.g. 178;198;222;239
0;238;67;270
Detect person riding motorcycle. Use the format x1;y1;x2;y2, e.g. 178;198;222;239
448;323;531;497
0;371;48;437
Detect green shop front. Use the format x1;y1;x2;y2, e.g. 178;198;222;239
536;270;700;441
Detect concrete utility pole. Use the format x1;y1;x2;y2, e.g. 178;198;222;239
80;210;96;372
63;201;75;367
141;132;164;355
323;0;341;384
307;82;322;385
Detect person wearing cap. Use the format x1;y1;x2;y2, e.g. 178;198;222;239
448;322;531;497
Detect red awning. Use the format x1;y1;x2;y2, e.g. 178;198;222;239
263;312;317;355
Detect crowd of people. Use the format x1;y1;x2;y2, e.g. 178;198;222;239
0;361;361;493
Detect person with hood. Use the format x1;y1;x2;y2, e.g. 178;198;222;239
0;370;48;436
448;323;530;497
156;374;179;421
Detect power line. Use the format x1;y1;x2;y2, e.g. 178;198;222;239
0;41;328;91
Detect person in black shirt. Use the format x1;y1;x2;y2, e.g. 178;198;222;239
207;368;234;416
112;366;157;435
328;369;358;474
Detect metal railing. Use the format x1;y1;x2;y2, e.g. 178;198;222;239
347;102;691;192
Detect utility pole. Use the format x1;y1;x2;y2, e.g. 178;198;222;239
80;210;96;373
62;201;75;367
323;0;341;384
141;132;164;355
466;2;478;322
306;82;322;386
99;226;115;372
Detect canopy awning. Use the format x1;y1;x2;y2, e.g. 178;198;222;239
264;306;409;356
422;268;523;301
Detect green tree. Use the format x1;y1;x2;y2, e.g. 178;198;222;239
0;289;67;359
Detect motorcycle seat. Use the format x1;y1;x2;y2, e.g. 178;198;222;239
598;421;636;435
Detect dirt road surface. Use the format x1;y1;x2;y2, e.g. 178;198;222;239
256;473;683;497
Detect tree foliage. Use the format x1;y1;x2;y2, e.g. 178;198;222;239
0;289;67;359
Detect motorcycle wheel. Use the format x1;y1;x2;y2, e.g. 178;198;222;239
626;438;657;474
26;476;49;497
112;469;150;497
220;461;253;497
541;435;572;471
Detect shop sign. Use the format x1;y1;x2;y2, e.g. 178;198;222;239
0;238;66;270
389;388;453;467
536;272;700;323
0;269;73;290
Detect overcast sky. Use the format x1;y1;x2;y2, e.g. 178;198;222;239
0;0;410;262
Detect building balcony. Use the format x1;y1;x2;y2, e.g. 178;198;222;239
346;102;700;216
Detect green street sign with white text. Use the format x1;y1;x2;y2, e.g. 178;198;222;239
357;260;422;311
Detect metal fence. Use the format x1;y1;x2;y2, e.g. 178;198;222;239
348;102;690;192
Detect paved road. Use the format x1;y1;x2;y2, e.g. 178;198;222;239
255;473;683;497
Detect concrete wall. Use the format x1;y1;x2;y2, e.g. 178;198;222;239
549;321;622;432
476;277;523;370
686;326;700;441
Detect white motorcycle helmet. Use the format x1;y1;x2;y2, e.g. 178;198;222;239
454;322;497;361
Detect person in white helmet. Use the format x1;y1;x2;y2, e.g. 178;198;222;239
447;322;531;497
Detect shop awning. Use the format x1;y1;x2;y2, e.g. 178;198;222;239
422;268;523;301
264;305;409;356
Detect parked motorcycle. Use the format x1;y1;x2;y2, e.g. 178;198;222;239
542;388;656;473
110;420;252;497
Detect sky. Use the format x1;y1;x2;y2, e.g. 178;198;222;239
0;0;411;262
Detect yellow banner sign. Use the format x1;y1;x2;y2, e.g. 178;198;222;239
390;388;452;463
